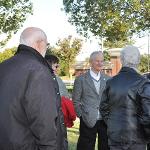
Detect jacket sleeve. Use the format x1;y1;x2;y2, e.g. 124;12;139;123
138;81;150;138
72;77;82;118
23;69;57;150
100;83;110;124
61;96;76;128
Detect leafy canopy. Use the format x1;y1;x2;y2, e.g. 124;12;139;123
63;0;150;46
138;54;150;73
0;0;33;47
47;35;82;76
0;47;16;63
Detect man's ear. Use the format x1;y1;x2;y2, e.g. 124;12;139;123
36;41;43;55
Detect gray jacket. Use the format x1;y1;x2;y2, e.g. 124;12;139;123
72;71;110;128
56;76;69;98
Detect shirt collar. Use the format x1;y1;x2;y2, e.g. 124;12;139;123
90;68;101;81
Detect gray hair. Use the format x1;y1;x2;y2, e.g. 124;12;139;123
89;51;103;62
19;27;47;46
120;45;140;68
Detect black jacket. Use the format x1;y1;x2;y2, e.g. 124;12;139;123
47;61;68;150
100;67;150;145
0;45;67;150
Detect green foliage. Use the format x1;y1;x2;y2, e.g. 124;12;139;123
103;38;134;48
138;54;150;73
103;50;110;61
46;45;54;55
47;35;82;76
63;0;150;47
0;0;33;47
0;47;17;63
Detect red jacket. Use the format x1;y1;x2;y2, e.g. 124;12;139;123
61;96;76;128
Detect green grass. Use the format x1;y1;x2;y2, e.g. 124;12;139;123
67;119;79;150
67;119;98;150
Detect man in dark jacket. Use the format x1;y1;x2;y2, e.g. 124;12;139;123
143;72;150;80
100;45;150;150
0;27;67;150
143;72;150;150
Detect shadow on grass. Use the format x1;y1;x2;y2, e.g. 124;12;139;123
67;120;79;150
68;141;77;150
67;129;79;150
67;120;98;150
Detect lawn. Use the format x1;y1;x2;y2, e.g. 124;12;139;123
67;119;98;150
67;119;79;150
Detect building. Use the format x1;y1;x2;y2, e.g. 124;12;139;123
108;48;122;76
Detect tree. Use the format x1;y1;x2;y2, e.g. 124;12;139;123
138;54;150;73
103;50;111;61
0;47;16;63
63;0;150;48
0;0;33;47
103;38;134;48
47;35;82;76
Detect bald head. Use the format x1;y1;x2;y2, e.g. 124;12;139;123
20;27;48;57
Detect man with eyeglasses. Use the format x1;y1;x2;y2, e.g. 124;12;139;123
0;27;67;150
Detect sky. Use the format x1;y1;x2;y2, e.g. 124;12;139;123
4;0;150;60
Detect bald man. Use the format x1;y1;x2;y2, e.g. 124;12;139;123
0;27;67;150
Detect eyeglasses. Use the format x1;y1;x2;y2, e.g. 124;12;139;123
52;64;59;69
55;65;59;68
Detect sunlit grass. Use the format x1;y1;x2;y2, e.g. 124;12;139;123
67;119;79;150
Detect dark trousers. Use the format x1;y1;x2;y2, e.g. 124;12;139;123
77;118;109;150
110;144;146;150
147;143;150;150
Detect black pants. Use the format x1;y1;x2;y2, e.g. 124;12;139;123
147;143;150;150
110;144;146;150
77;118;109;150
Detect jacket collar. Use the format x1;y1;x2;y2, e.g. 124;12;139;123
16;44;53;73
119;67;138;74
